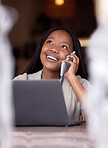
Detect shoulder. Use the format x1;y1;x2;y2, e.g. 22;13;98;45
14;70;42;80
28;70;42;80
14;73;28;80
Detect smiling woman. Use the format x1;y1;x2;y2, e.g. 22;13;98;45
22;27;85;78
14;27;92;123
40;30;73;79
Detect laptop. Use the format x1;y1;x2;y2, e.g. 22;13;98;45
12;79;71;126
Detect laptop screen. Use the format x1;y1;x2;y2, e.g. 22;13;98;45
12;79;70;126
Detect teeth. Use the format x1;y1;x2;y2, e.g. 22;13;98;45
47;55;57;61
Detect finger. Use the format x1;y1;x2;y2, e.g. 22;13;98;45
66;54;77;64
67;55;79;71
70;53;79;65
70;53;79;61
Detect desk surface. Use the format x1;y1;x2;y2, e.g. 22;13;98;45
12;124;93;148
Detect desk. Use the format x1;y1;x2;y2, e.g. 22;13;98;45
12;124;93;148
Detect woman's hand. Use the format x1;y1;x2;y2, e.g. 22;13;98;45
61;53;85;103
63;53;85;103
62;52;79;79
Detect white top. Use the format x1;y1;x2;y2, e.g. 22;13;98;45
14;70;91;123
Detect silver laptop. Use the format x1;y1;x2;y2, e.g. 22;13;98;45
12;79;71;126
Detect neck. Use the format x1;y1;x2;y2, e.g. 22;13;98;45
42;68;60;79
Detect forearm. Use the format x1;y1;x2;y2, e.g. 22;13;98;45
66;74;85;103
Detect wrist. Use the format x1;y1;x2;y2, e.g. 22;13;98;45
65;73;77;83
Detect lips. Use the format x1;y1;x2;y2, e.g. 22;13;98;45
45;51;59;62
47;55;58;61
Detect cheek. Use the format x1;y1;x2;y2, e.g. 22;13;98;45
40;46;47;56
60;51;70;60
40;47;47;66
40;46;45;57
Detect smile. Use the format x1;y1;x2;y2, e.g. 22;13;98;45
47;55;58;61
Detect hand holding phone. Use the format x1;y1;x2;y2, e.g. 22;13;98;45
60;51;76;81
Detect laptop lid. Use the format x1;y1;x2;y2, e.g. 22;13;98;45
12;79;70;126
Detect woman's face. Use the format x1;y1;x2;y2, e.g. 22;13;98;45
40;30;73;72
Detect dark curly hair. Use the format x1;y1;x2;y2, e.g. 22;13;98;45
24;27;86;78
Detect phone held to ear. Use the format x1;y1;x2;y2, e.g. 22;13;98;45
60;51;76;81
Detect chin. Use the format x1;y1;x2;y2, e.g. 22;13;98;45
44;65;60;72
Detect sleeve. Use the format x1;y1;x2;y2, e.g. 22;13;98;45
79;78;92;122
14;73;28;80
82;80;92;92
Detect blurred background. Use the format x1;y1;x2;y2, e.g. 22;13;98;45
2;0;97;78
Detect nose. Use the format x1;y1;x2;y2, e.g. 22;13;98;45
50;46;59;54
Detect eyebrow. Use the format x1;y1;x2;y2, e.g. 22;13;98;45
47;37;54;40
63;41;71;47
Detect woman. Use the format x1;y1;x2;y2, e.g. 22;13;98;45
14;27;91;123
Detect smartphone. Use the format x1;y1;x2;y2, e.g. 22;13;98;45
60;51;76;80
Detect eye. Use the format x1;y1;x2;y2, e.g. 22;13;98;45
61;45;68;50
46;40;53;44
